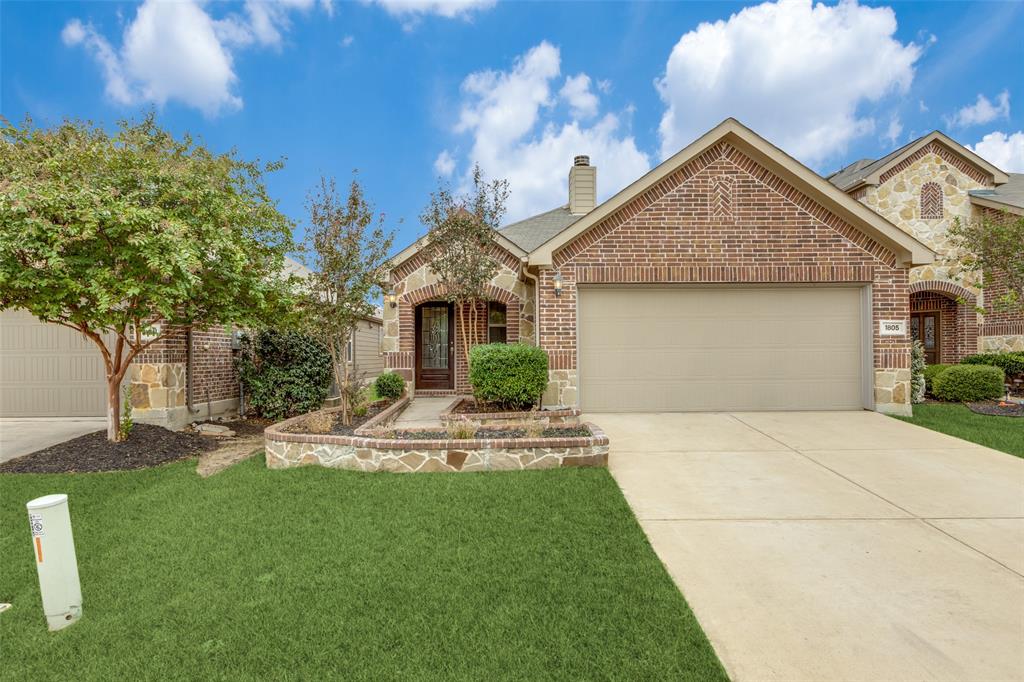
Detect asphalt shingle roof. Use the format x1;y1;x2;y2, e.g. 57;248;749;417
826;133;929;191
498;205;580;252
969;173;1024;211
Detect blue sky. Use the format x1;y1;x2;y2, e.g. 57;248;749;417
2;0;1023;251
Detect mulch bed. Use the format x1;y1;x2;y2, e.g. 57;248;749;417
195;418;272;437
450;399;537;415
392;426;592;441
967;400;1024;417
282;401;394;436
0;424;220;474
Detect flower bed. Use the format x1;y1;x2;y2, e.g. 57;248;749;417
264;397;608;473
440;397;581;426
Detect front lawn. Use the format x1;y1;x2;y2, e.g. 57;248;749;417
896;403;1024;458
1;459;725;681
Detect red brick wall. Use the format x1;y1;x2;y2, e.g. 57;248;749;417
133;325;238;402
540;141;909;373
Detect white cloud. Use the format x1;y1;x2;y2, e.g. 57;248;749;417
63;0;327;116
560;74;599;119
340;34;355;47
656;0;921;166
970;131;1024;173
369;0;495;28
445;41;650;221
945;90;1011;128
434;150;456;176
884;114;903;145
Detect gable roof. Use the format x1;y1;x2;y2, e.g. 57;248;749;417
529;118;935;268
386;225;527;274
969;173;1024;215
826;131;1009;192
499;205;580;252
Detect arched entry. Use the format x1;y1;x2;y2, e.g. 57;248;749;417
909;281;978;364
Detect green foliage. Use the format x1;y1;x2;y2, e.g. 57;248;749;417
236;330;333;420
960;352;1024;378
910;341;926;404
923;364;952;395
119;384;134;440
468;343;548;410
0;114;296;440
374;371;405;400
352;403;369;419
422;165;509;364
932;364;1005;402
949;212;1023;314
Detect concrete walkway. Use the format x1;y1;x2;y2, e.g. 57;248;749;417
0;418;107;462
599;411;1024;682
392;397;458;428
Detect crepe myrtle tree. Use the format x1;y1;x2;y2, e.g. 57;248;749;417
0;115;297;442
949;211;1024;314
302;174;394;426
422;164;509;368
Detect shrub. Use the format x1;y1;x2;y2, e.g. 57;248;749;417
910;341;926;404
446;416;479;440
374;372;405;400
923;364;952;395
305;411;335;434
236;330;333;420
468;343;549;410
960;352;1024;378
932;364;1005;402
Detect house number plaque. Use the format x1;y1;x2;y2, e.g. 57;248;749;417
879;320;907;336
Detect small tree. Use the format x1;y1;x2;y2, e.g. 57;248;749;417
302;175;394;425
422;165;509;367
949;212;1024;314
0;115;296;441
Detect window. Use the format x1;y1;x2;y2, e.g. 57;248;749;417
920;181;943;219
488;302;507;343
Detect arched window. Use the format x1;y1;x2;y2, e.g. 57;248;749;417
920;181;943;219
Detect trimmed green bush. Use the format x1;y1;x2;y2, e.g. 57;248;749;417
932;364;1005;402
374;372;405;401
469;343;548;410
960;352;1024;378
922;363;952;395
236;330;333;420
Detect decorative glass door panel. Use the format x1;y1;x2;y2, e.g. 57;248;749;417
416;303;454;389
910;312;940;365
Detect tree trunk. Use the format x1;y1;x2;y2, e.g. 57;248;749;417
342;349;351;426
327;338;345;423
106;375;122;442
457;301;470;371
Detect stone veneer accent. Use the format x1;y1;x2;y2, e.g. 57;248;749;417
130;362;187;410
439;398;581;426
384;245;535;393
264;402;609;473
982;334;1024;353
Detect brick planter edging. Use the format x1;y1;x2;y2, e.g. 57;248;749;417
263;403;609;473
439;398;581;426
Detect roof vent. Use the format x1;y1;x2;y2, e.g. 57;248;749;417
569;155;596;215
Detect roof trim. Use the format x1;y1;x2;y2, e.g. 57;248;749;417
528;118;936;268
854;131;1009;189
386;228;527;273
970;194;1024;216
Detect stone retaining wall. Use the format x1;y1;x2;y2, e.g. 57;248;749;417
264;404;608;473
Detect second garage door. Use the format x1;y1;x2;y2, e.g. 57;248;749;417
578;287;867;412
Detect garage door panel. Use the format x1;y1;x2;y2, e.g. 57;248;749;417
579;288;864;412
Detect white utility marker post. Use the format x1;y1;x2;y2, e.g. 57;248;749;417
27;494;82;631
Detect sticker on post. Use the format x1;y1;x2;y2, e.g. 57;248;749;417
29;513;44;563
879;320;906;336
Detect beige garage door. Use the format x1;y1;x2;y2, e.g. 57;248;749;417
0;309;109;417
578;287;866;412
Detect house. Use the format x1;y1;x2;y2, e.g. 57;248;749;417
0;256;385;427
383;119;1021;416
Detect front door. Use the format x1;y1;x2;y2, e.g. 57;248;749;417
910;312;941;365
416;303;454;390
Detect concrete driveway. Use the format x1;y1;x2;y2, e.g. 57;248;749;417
599;411;1024;682
0;418;107;463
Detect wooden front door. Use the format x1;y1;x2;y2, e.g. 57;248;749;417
910;312;941;365
415;303;454;390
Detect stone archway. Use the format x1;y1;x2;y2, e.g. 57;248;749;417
909;280;977;363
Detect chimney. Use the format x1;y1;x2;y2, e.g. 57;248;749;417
568;154;596;215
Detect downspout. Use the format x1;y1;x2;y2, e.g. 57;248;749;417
186;329;199;416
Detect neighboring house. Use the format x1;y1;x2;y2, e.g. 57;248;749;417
827;131;1024;362
0;256;384;427
385;118;947;416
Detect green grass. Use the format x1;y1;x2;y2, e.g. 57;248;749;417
0;458;725;681
895;402;1024;458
